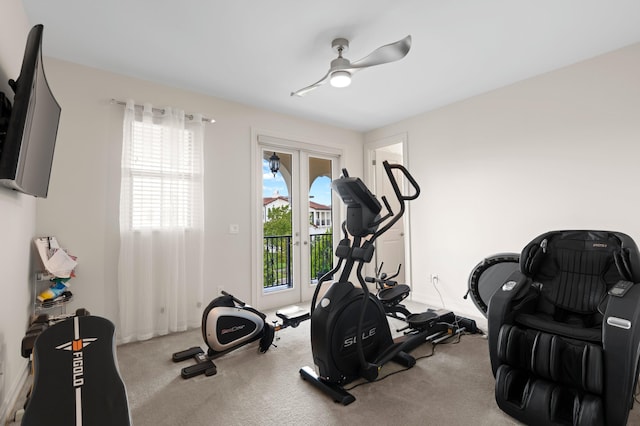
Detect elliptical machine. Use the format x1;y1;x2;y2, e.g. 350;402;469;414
300;161;460;404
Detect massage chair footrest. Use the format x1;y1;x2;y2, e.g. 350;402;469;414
497;324;603;394
496;365;603;426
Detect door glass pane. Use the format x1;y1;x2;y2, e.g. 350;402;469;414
308;157;333;283
262;151;293;291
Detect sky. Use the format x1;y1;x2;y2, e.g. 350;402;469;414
262;159;332;206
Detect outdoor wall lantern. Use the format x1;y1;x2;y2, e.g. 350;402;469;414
269;152;280;177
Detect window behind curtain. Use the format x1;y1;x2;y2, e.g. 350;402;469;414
124;120;200;229
118;101;205;343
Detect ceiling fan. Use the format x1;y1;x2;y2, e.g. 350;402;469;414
290;35;412;97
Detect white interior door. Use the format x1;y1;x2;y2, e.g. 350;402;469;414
255;137;339;310
374;147;406;285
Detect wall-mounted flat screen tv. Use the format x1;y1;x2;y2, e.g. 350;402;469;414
0;24;61;198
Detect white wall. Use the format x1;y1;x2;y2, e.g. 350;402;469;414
35;58;363;328
3;4;636;414
366;43;640;321
0;12;361;410
0;0;34;421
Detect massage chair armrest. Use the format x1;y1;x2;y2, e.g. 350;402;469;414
487;270;534;376
603;282;640;426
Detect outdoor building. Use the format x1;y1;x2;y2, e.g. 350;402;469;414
263;196;332;235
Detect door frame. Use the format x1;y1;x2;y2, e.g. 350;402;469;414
364;132;414;294
251;129;343;309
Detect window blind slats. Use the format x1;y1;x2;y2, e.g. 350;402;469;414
124;120;200;229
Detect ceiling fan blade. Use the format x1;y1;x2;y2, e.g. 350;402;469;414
350;35;412;69
290;70;331;97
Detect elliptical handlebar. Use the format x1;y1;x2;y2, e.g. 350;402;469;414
364;275;398;288
383;161;420;202
372;161;420;241
384;263;402;281
365;263;402;289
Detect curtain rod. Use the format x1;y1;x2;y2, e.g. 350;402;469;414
110;99;215;123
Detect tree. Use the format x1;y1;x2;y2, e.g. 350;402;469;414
310;229;333;280
263;205;291;236
262;204;334;286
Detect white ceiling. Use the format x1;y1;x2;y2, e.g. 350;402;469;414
22;0;640;132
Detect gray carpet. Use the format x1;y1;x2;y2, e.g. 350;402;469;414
10;304;640;425
115;308;519;426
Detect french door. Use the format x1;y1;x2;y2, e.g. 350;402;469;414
253;134;341;310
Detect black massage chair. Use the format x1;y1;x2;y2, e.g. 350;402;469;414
487;230;640;425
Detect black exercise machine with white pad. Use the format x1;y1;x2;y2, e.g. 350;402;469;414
172;291;309;379
22;315;131;426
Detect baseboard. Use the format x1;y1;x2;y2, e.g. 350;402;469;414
0;360;29;424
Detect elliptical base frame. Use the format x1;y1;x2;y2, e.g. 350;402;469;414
300;366;356;405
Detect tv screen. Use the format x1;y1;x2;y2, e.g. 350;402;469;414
0;24;61;198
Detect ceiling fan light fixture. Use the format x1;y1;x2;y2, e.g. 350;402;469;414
291;35;411;97
330;70;351;88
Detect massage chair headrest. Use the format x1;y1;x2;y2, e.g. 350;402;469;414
519;230;640;282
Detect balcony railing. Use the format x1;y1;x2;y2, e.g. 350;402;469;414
263;235;292;289
263;233;333;289
309;233;333;282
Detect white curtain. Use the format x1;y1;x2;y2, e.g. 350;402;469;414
118;100;204;343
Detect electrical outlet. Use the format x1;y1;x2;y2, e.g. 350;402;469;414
430;274;439;285
229;224;239;234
